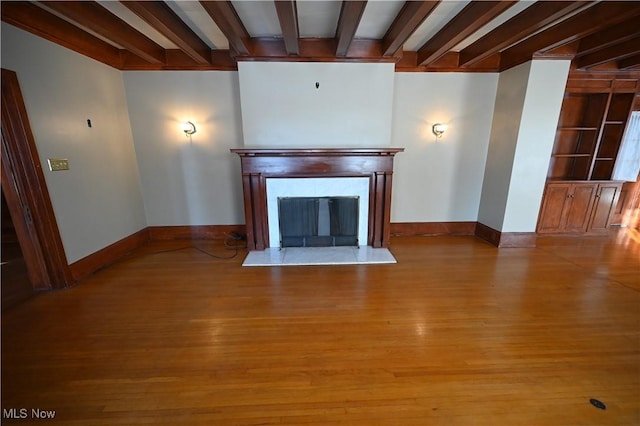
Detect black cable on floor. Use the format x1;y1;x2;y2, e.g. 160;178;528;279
125;235;247;261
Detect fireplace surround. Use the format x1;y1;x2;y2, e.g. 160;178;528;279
230;148;404;250
267;177;369;248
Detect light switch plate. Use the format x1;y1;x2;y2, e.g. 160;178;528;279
48;158;69;171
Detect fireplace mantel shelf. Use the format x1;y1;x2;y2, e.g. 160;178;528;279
231;148;404;157
231;147;404;250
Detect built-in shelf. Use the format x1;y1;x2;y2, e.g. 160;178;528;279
560;127;599;131
548;89;635;181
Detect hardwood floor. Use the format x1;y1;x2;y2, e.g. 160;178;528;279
2;231;639;425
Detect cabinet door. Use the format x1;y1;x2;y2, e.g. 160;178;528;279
588;183;622;232
564;184;597;232
537;184;572;233
610;179;640;226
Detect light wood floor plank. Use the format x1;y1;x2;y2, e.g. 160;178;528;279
2;231;639;425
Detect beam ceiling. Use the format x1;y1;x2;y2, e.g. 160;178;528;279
123;1;212;64
2;0;639;73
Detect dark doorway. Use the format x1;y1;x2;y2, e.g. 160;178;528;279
1;189;34;311
278;196;359;247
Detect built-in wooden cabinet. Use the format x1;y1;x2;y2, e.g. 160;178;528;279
610;178;640;228
537;181;622;234
539;73;638;235
589;182;625;232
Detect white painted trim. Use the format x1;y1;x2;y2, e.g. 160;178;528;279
266;177;370;248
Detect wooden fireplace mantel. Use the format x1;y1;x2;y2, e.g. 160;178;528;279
230;148;404;250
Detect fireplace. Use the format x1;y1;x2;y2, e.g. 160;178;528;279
230;148;404;250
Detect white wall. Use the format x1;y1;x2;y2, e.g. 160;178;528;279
1;24;147;263
477;63;529;231
124;66;500;228
238;62;395;147
478;60;570;232
124;67;501;228
502;60;570;232
390;72;499;222
123;71;245;226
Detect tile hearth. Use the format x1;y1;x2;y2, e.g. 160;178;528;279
242;246;397;267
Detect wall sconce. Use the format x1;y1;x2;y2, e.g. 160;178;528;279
432;123;447;138
182;121;197;140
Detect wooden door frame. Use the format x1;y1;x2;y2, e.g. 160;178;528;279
1;68;72;290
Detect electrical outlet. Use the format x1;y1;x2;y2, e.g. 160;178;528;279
48;158;69;171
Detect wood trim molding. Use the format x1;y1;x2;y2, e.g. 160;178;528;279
69;229;150;283
391;222;476;236
63;220;547;284
498;232;538;248
147;225;246;241
69;225;250;283
475;222;537;248
392;222;536;248
1;153;51;290
475;222;502;247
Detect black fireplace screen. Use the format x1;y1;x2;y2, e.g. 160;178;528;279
278;196;359;247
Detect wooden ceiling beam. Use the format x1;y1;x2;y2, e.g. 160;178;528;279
417;1;517;66
576;36;640;69
575;18;640;56
274;1;299;56
200;1;251;56
121;50;236;71
335;0;367;57
500;2;640;71
122;1;211;64
459;1;585;67
40;1;165;65
617;54;640;70
382;1;440;57
2;1;122;68
5;0;640;73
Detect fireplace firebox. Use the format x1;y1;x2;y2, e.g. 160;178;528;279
230;148;404;250
278;196;359;248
